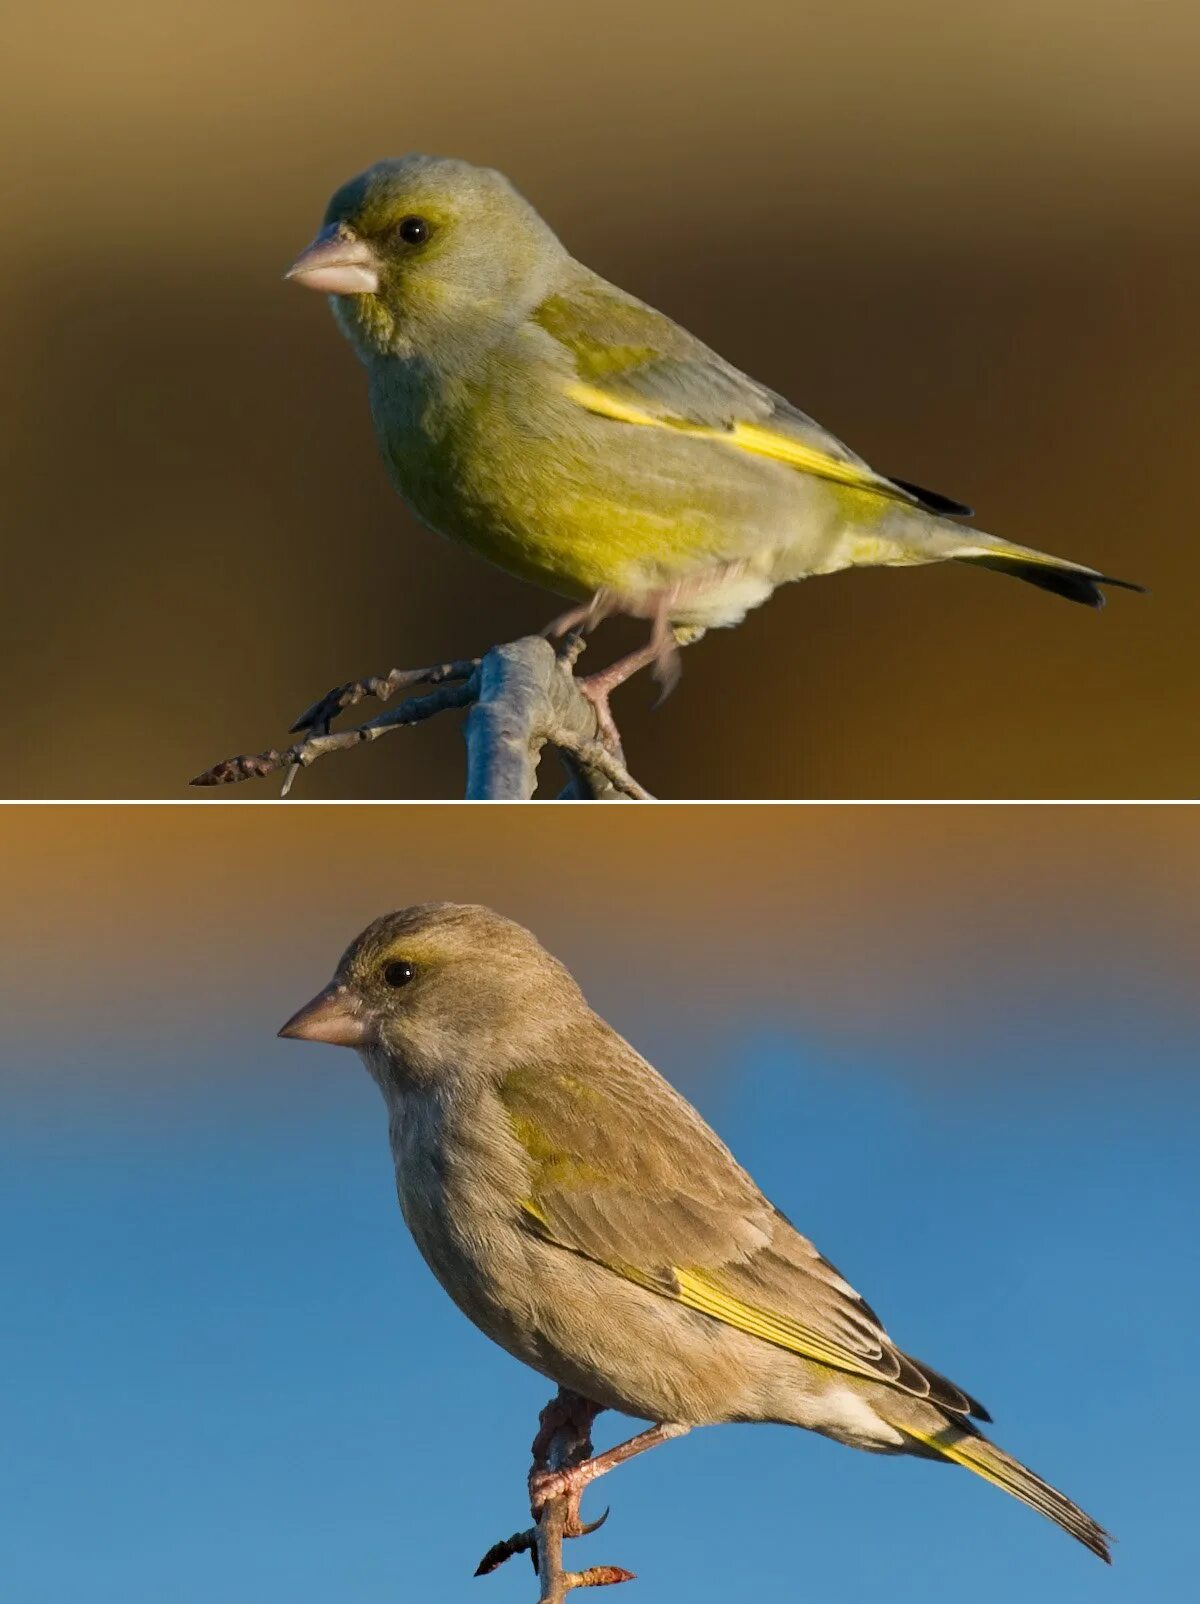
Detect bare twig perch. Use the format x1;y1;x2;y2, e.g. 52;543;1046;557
476;1390;634;1603
191;635;652;800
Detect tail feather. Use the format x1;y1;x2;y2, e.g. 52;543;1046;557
955;551;1145;609
901;1420;1112;1563
872;508;1144;607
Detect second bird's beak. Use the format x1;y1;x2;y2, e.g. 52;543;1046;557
285;224;380;296
278;983;371;1048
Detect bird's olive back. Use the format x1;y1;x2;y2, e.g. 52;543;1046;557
322;155;566;357
338;902;584;1085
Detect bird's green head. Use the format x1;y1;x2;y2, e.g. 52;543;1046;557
277;903;585;1089
286;155;566;359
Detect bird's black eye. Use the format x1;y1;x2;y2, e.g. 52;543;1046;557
383;960;415;989
396;216;429;246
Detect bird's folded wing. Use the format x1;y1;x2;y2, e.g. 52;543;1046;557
533;281;971;517
498;1054;979;1415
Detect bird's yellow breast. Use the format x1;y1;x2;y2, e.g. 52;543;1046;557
369;357;759;604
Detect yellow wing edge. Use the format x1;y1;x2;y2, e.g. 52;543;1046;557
673;1267;885;1380
520;1198;887;1384
565;380;916;505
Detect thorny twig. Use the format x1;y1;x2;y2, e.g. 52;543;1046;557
475;1390;635;1603
190;636;651;800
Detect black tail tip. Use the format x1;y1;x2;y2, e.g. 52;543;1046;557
1087;1526;1115;1565
957;554;1146;609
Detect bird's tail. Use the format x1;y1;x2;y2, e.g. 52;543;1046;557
946;529;1144;609
895;1414;1112;1562
861;504;1144;607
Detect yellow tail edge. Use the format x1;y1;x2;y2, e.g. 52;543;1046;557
902;1424;1112;1563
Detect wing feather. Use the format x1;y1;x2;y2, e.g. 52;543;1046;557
499;1042;987;1420
535;277;970;517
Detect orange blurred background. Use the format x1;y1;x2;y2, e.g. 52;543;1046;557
4;803;1198;1080
4;1;1198;797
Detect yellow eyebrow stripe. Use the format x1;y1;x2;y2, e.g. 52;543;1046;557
565;380;913;504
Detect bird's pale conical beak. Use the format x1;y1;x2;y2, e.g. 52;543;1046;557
285;225;380;295
278;983;371;1047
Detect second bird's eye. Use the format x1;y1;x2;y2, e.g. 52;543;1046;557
396;216;429;245
383;960;416;988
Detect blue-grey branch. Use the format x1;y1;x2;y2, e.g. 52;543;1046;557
190;635;651;800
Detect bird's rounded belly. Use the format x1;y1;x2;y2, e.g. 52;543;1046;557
379;395;781;610
402;1177;789;1423
402;456;720;603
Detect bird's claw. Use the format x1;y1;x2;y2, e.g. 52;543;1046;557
571;1504;610;1540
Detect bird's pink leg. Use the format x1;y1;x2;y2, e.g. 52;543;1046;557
574;589;683;747
529;1421;692;1520
547;574;731;748
575;642;663;750
528;1389;610;1541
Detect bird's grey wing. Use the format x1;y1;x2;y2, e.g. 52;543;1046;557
533;276;972;517
498;1041;984;1417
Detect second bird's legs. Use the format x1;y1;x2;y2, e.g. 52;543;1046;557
528;1388;609;1539
529;1417;693;1528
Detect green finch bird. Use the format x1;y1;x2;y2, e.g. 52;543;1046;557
286;155;1139;736
279;902;1110;1563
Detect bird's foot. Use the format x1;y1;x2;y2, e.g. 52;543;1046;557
574;676;627;754
547;582;707;760
530;1422;691;1521
576;638;666;752
529;1463;596;1519
529;1393;607;1537
475;1392;609;1579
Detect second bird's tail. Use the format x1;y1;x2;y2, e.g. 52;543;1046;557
896;1414;1112;1562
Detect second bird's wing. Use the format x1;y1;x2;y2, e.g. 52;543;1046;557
533;277;972;518
498;1044;986;1419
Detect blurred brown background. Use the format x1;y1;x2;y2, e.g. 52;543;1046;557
4;0;1198;798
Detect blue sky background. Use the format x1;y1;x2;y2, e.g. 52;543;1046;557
4;1011;1193;1604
